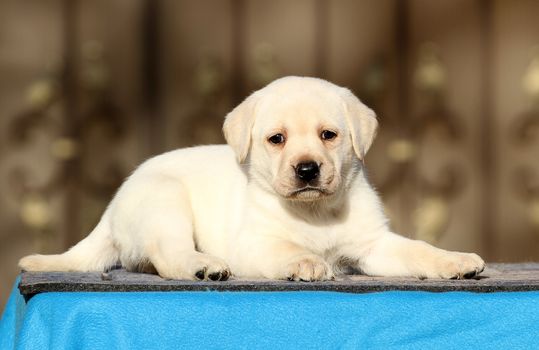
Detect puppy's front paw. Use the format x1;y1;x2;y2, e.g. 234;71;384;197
285;255;334;282
429;252;485;280
190;253;231;281
157;252;231;281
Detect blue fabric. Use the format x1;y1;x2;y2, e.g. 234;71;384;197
1;279;539;350
1;277;27;350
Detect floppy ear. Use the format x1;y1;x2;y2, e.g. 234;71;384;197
339;88;378;160
222;93;258;163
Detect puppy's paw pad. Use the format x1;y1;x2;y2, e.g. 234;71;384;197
192;267;230;281
208;271;230;281
195;269;206;280
285;255;333;282
463;270;478;279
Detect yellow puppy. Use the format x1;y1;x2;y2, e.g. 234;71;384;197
20;76;484;281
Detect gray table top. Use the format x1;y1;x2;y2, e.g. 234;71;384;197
18;263;539;297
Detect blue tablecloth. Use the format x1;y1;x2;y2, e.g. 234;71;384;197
1;278;539;349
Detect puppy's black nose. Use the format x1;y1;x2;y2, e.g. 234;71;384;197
295;162;320;182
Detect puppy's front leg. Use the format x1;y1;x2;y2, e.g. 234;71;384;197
233;238;334;281
351;232;485;279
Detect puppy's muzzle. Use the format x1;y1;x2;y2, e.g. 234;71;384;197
295;161;320;183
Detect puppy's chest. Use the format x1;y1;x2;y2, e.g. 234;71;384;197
286;221;346;253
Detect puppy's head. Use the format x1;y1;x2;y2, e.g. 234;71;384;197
223;76;377;201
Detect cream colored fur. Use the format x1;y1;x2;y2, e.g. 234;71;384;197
19;76;484;281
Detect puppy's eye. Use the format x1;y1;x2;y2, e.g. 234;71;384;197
321;130;337;141
268;133;285;145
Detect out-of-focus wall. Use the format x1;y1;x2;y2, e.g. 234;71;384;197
1;0;539;308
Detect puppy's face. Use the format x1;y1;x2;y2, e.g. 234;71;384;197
223;77;378;202
250;93;352;201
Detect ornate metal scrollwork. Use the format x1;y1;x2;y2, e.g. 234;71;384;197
513;49;539;145
513;49;539;231
180;43;282;147
6;40;128;250
412;43;461;141
179;51;228;146
514;168;539;229
251;42;281;88
411;43;466;243
412;165;465;243
365;43;466;243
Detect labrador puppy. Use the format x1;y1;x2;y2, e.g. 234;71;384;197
19;76;485;281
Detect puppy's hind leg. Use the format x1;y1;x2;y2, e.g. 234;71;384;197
135;177;230;281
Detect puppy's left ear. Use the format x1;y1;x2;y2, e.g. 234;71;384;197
339;88;378;160
223;93;259;163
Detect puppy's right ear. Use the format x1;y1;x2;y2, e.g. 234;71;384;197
223;93;258;163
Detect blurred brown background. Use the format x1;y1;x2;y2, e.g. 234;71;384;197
1;0;539;307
